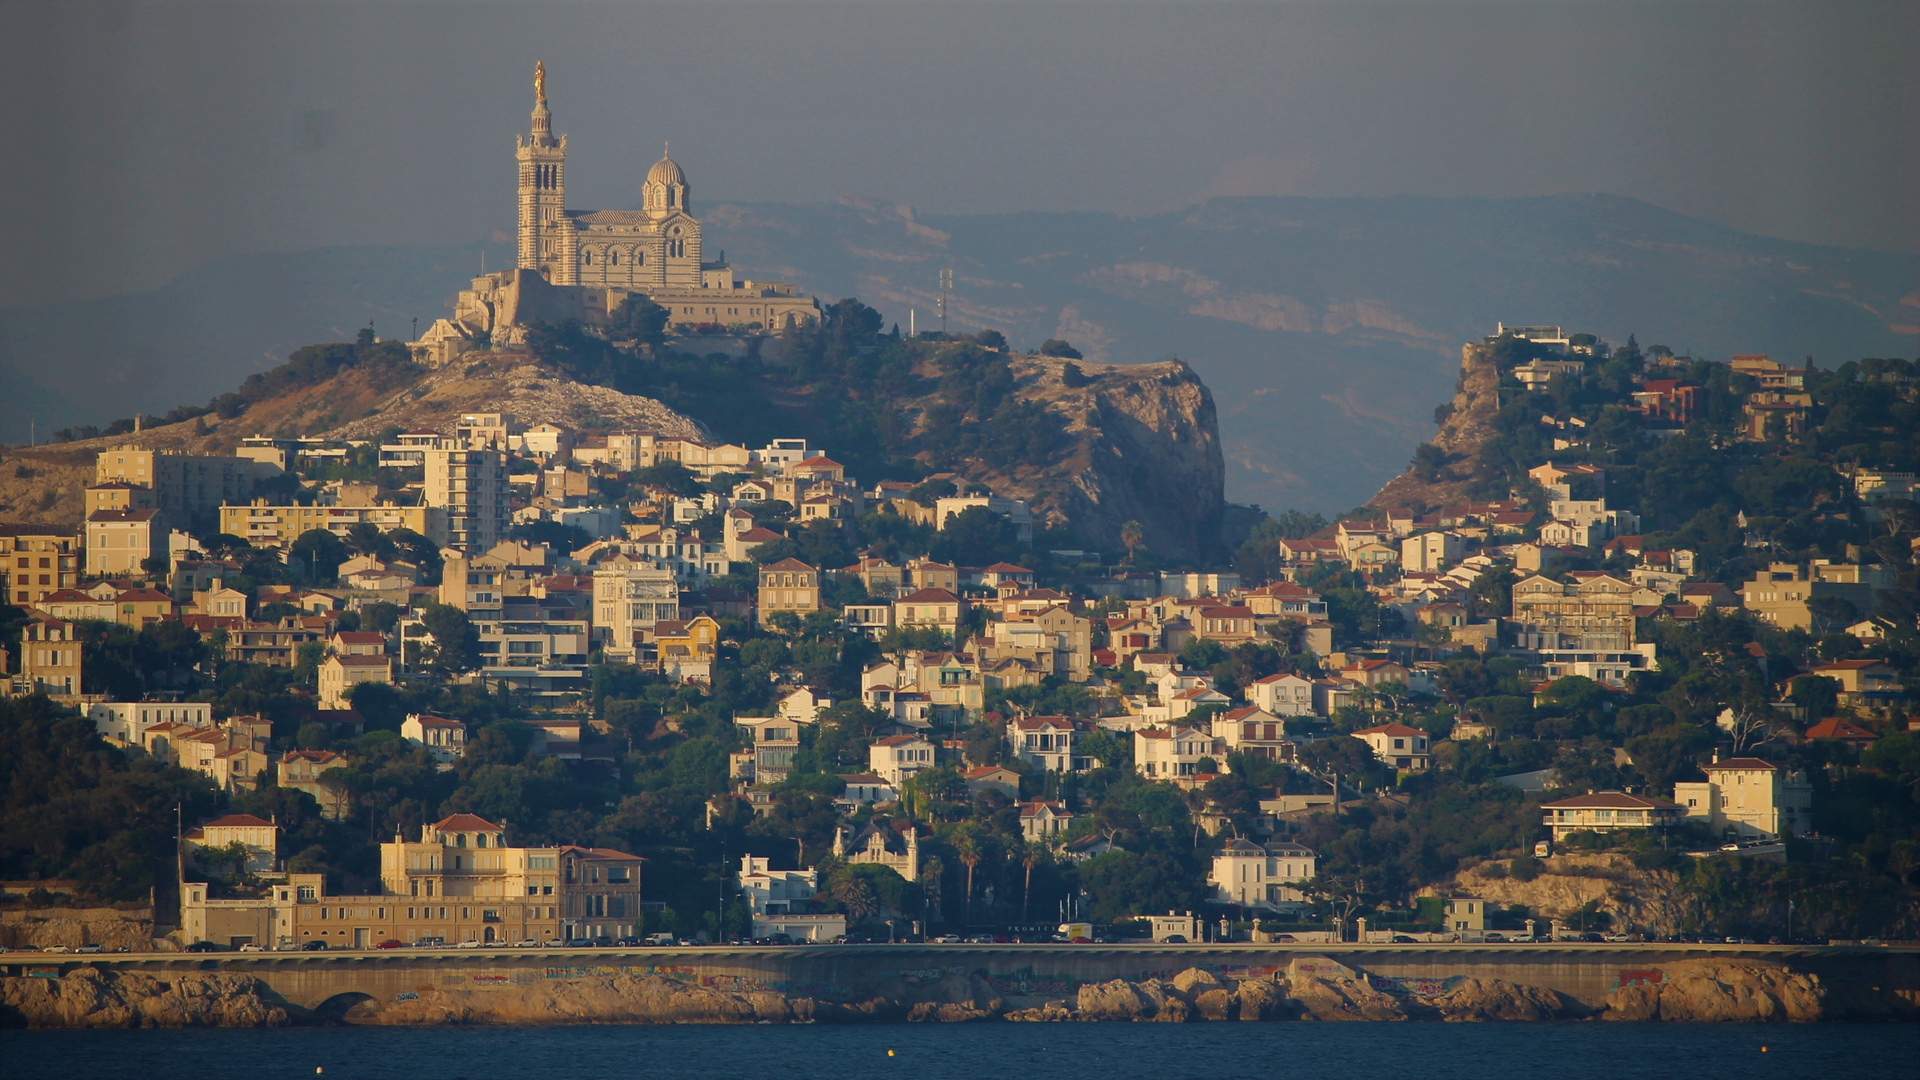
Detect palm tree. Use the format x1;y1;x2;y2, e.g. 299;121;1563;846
1017;840;1043;925
1120;520;1145;563
954;827;983;924
832;872;879;924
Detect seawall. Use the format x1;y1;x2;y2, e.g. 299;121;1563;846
4;943;1915;1027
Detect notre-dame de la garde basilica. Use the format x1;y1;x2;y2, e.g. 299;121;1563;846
422;63;818;362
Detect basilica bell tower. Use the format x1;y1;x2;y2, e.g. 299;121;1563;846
516;61;573;284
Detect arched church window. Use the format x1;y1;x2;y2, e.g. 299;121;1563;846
667;189;676;208
581;249;592;265
609;250;618;266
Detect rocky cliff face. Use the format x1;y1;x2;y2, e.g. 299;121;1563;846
927;355;1226;560
1368;339;1500;511
0;908;156;953
1443;853;1692;939
0;968;294;1028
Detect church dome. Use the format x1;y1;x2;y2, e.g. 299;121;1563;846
647;152;686;187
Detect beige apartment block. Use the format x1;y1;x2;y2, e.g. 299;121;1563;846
1739;561;1890;631
0;524;81;607
424;448;509;552
220;501;449;549
94;449;280;529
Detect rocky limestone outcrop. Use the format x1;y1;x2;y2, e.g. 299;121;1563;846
913;354;1225;560
324;356;707;445
1603;960;1824;1022
0;968;294;1028
0;908;156;953
1442;853;1690;938
1368;338;1500;511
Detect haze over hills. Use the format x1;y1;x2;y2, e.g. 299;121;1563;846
3;193;1915;514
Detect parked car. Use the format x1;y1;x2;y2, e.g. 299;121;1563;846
301;940;328;951
43;944;73;954
935;934;961;943
76;944;104;954
414;936;447;949
375;940;405;950
1483;932;1507;943
646;933;678;947
237;944;264;953
544;939;566;948
184;942;219;953
456;939;483;949
515;939;541;948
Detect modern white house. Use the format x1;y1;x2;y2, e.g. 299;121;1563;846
735;854;845;942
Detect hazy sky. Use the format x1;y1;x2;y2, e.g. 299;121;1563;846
2;1;1915;307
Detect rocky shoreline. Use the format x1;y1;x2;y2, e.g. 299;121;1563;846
4;956;1896;1028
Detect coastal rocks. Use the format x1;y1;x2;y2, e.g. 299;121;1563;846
1231;976;1291;1020
1003;1000;1075;1022
1603;961;1825;1022
1075;979;1155;1021
0;968;294;1028
1286;974;1408;1021
1425;978;1580;1022
372;973;805;1026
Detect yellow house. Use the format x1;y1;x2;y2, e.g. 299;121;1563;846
653;615;720;682
1673;755;1814;839
318;653;393;710
85;509;162;577
893;587;967;636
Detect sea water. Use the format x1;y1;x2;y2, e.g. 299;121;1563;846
1;1022;1910;1080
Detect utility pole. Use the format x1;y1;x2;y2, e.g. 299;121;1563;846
938;269;952;338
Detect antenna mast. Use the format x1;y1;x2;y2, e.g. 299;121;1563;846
938;269;952;338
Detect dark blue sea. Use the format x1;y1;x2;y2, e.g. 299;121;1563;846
1;1023;1911;1079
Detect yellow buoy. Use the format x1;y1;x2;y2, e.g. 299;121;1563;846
1761;1047;1768;1053
888;1050;896;1057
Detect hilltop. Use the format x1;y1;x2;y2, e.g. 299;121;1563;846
0;313;1225;558
7;194;1915;514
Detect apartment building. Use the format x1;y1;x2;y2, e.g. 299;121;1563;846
0;524;81;606
94;449;281;531
592;556;681;660
424;447;509;551
220;501;449;549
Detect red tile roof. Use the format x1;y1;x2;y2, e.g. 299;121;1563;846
1540;791;1681;810
200;814;275;829
433;813;502;831
1803;719;1878;742
1353;723;1425;737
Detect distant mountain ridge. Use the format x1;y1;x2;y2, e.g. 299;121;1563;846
5;194;1915;513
